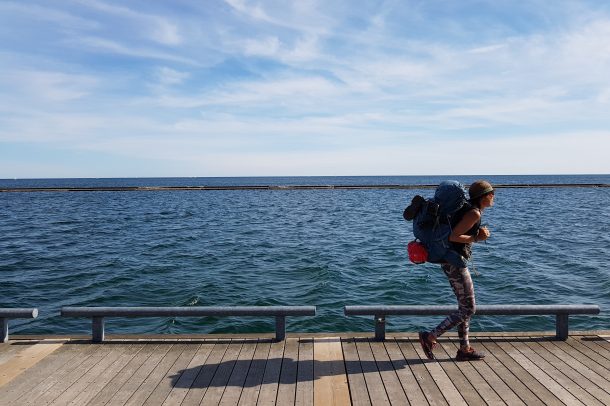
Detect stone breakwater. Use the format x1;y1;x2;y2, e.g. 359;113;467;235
2;183;609;192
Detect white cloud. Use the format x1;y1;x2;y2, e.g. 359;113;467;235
147;76;342;109
0;70;98;102
468;44;507;54
281;35;320;62
156;67;190;86
0;2;100;30
244;36;281;56
75;0;182;45
223;0;271;21
73;37;198;64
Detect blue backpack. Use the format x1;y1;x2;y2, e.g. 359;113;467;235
404;180;471;268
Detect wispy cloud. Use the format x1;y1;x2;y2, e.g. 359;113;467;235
72;37;198;65
0;2;98;30
74;0;183;45
2;70;98;102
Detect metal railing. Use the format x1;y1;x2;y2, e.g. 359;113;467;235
61;306;317;342
1;308;38;343
344;304;601;341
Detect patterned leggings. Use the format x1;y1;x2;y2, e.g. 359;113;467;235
431;264;476;349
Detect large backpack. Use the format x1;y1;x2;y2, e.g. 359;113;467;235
403;180;471;268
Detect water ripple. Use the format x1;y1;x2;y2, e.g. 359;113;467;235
1;176;609;335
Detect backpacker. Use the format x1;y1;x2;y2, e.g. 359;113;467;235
403;180;471;268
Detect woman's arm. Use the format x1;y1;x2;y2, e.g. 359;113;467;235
449;209;482;243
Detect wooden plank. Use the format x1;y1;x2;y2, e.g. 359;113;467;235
525;339;610;404
256;339;285;406
180;340;231;406
313;337;350;406
473;338;543;405
141;342;200;405
367;339;408;405
0;342;89;405
452;337;526;405
275;337;299;405
104;343;174;406
569;336;610;366
565;337;610;373
161;341;214;405
396;339;448;406
49;343;137;406
67;343;147;405
295;337;314;406
495;339;584;405
341;339;370;406
219;339;258;405
0;339;65;387
125;343;196;405
29;342;115;405
87;343;162;406
0;340;39;365
590;335;610;350
512;337;603;406
409;339;466;406
443;339;510;405
13;342;107;405
237;339;271;405
550;339;610;388
431;340;486;405
484;338;563;406
355;339;390;405
199;339;245;405
384;339;428;405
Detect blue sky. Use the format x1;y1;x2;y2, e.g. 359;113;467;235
1;0;609;178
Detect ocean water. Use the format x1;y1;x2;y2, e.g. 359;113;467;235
1;175;609;336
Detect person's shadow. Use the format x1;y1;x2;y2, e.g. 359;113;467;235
168;337;438;389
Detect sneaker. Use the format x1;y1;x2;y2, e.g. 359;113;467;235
418;331;436;360
455;347;485;361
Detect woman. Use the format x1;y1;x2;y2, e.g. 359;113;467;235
419;180;495;361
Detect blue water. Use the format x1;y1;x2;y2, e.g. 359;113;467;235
1;175;609;336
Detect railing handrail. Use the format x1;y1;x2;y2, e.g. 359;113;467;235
344;304;601;341
61;306;316;317
1;308;38;343
61;305;316;342
345;304;600;315
0;308;39;318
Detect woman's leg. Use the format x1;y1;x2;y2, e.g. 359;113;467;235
430;264;476;349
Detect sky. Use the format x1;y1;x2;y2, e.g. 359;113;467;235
1;0;610;178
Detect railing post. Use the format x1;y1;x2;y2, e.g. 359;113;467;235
556;314;569;340
1;318;8;343
374;314;386;341
92;316;105;343
275;316;286;341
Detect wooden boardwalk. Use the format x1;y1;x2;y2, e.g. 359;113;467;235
1;332;609;405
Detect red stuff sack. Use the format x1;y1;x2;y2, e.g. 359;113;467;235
407;240;428;264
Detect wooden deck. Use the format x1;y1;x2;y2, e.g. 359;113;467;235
1;332;609;405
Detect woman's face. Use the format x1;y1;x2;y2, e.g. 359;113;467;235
481;191;495;208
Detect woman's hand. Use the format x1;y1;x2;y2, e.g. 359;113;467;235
476;226;490;242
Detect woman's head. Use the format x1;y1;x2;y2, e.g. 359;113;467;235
469;180;494;208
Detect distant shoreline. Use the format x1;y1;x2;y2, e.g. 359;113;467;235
2;183;609;192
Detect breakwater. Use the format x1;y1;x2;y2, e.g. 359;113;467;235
1;183;609;192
